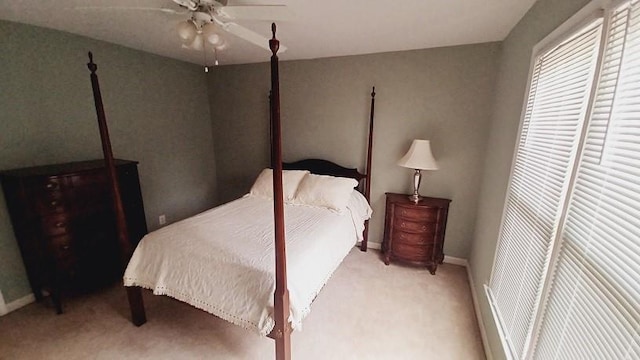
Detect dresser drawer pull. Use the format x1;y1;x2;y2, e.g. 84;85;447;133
55;222;65;228
61;245;70;251
45;182;57;189
400;222;428;231
50;200;59;207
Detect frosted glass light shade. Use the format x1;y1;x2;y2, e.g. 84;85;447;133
202;23;222;46
177;20;197;43
397;140;439;170
189;34;204;51
215;37;228;50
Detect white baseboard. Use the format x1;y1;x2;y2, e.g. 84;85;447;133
364;241;381;250
0;290;7;316
466;264;493;360
443;255;467;266
0;293;36;316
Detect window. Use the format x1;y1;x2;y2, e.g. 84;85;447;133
486;1;640;358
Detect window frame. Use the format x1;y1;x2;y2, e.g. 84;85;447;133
484;0;620;358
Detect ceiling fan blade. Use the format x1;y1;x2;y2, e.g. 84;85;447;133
74;6;186;15
172;0;198;11
222;22;288;52
217;6;292;21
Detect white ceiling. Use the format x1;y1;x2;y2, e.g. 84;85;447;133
0;0;536;66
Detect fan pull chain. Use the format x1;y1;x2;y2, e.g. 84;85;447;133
203;41;209;73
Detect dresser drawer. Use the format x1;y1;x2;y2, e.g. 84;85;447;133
47;235;76;272
42;214;71;236
395;204;438;223
35;195;67;215
394;229;436;246
71;172;108;188
393;217;431;233
391;242;434;263
26;176;65;193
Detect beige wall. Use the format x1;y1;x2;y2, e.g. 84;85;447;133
468;0;591;358
0;21;217;303
209;43;501;259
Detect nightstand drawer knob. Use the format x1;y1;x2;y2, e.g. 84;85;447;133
50;200;59;206
61;245;70;250
55;222;65;228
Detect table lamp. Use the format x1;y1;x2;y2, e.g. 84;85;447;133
397;139;439;203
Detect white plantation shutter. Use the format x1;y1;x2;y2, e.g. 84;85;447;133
533;1;640;358
487;19;603;359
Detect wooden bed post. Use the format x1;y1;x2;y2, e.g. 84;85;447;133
87;53;146;327
269;24;292;360
87;52;132;265
360;87;376;251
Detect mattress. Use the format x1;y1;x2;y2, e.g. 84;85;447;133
123;192;372;335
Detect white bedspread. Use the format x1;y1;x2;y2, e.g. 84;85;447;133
123;192;371;335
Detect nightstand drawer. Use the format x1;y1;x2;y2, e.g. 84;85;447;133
394;217;430;233
395;204;437;223
394;230;436;246
391;242;434;262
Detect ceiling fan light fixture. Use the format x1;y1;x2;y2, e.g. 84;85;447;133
176;20;197;43
189;34;204;51
215;38;228;50
202;23;222;46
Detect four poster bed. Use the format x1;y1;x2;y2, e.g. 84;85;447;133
86;24;376;360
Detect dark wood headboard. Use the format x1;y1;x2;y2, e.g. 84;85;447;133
283;158;367;192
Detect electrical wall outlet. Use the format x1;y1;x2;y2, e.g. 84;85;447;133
159;214;166;225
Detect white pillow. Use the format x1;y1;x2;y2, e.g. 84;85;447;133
293;174;359;212
346;191;373;241
347;190;373;222
249;169;309;202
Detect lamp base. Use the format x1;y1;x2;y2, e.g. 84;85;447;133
409;169;422;204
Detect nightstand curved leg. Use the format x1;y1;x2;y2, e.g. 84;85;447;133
428;265;437;275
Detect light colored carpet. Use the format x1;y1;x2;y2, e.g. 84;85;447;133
0;249;485;359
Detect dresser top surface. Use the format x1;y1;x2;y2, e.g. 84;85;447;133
0;159;137;178
385;192;451;206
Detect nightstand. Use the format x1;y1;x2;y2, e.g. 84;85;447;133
382;193;451;275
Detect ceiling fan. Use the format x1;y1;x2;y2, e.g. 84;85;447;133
77;0;290;53
171;0;289;53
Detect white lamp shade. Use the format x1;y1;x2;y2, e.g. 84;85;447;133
176;20;197;44
397;139;439;170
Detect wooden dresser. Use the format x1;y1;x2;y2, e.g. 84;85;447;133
382;193;451;274
0;159;147;313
